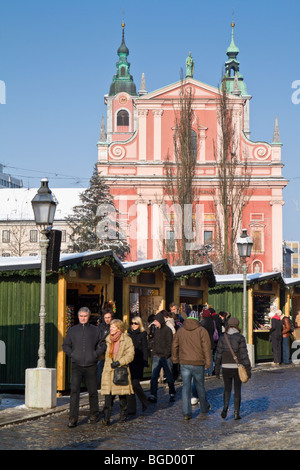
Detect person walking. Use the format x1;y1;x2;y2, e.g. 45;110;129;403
269;310;283;365
97;308;114;388
172;310;212;420
100;319;135;425
62;306;106;428
215;317;251;420
200;309;216;376
127;316;149;414
148;311;176;403
282;313;291;364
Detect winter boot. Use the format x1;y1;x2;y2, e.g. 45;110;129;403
221;391;231;419
234;396;241;420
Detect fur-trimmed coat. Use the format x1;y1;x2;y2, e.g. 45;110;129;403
100;332;135;396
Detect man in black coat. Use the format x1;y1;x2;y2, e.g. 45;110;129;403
63;306;106;427
148;311;175;403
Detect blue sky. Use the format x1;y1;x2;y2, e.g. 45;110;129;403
0;0;300;240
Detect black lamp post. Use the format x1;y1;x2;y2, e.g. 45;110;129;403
31;179;57;368
237;229;253;337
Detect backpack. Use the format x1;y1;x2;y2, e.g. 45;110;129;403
288;317;295;333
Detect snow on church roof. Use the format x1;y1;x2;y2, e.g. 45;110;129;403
0;187;85;221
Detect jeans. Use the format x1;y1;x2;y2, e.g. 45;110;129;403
97;359;105;389
180;364;209;417
206;349;214;376
70;363;99;422
150;356;175;397
282;336;291;363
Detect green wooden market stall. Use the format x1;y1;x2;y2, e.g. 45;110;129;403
208;272;285;362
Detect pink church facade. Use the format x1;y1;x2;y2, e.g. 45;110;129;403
96;23;287;273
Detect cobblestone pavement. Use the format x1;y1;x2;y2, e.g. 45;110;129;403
1;363;300;451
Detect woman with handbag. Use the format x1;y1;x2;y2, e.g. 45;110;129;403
215;317;251;420
100;319;134;425
127;316;149;414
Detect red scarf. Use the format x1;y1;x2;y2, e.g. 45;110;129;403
109;330;122;359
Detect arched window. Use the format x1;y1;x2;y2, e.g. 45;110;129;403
117;110;129;127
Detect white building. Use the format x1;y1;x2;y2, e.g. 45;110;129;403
286;241;300;277
0;187;84;256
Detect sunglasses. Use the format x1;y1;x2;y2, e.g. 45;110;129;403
131;322;139;325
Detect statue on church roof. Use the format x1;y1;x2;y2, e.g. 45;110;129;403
185;52;194;78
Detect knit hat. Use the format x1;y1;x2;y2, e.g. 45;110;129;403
228;317;239;328
187;310;199;321
202;309;211;318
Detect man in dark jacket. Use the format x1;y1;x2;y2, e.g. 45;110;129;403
148;311;175;403
63;306;106;427
172;310;212;420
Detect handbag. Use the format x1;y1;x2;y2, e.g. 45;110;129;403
224;334;249;383
213;320;219;342
113;366;129;386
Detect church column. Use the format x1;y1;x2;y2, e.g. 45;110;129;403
138;109;148;160
136;201;148;259
270;199;284;271
153;109;163;161
198;127;207;162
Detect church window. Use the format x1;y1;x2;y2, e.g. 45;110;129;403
252;230;263;253
166;230;175;252
191;129;197;159
117;110;129;127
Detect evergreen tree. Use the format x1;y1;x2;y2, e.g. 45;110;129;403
66;165;129;259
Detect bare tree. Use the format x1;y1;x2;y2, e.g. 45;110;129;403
211;77;252;274
163;75;200;265
2;223;32;256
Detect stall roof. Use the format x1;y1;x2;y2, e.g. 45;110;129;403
0;250;124;272
121;259;216;285
122;258;171;275
171;263;216;287
283;277;300;287
215;272;283;286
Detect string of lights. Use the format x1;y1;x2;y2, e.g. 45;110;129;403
1;164;90;186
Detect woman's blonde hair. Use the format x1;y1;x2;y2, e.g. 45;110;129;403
110;319;125;332
131;316;144;332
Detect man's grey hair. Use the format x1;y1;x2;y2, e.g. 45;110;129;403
78;307;91;317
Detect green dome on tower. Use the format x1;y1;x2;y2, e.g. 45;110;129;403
224;22;248;96
109;22;137;97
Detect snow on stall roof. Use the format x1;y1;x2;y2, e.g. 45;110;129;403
171;264;211;275
215;272;282;284
0;250;122;271
122;258;168;271
0;188;85;220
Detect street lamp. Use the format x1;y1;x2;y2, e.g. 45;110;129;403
25;179;58;409
237;229;253;337
31;179;57;368
31;178;57;228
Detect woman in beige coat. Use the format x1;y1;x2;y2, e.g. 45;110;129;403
101;319;134;425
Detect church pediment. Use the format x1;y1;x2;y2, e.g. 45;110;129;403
135;78;230;102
